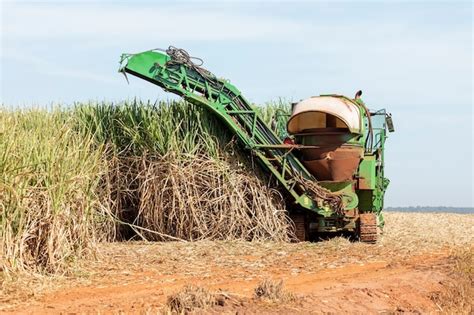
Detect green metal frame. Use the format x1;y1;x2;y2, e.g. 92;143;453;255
357;109;391;226
118;49;392;229
119;50;328;215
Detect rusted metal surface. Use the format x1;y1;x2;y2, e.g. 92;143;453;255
358;178;371;190
359;213;378;243
344;207;358;218
302;146;363;181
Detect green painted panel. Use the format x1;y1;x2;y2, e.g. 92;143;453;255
120;51;170;78
357;190;373;211
359;155;376;190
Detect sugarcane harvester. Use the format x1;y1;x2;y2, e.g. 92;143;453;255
119;47;395;243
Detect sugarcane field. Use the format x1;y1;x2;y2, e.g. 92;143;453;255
1;1;473;314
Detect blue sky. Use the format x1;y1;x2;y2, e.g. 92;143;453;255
1;0;472;207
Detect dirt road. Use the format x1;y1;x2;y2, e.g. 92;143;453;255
2;212;473;314
5;252;452;314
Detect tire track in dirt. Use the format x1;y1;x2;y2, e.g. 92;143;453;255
3;252;450;314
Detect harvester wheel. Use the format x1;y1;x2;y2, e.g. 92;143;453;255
290;214;307;242
359;213;378;243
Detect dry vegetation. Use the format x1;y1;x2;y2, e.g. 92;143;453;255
165;285;218;314
1;101;472;314
381;212;473;253
110;154;291;242
78;101;294;243
0;110;115;274
164;279;295;314
1;212;472;313
87;213;473;274
254;279;295;302
4;212;474;300
430;249;473;314
1;100;294;275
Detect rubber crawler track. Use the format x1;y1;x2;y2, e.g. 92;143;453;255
359;213;378;243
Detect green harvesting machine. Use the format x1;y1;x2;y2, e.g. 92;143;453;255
119;47;395;242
